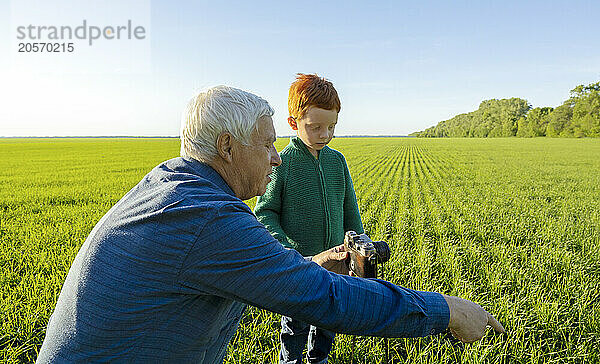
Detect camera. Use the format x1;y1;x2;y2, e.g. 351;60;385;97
343;231;390;278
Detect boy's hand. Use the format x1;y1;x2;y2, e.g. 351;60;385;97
442;294;505;343
312;245;350;275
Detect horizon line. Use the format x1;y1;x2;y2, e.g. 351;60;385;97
0;135;414;139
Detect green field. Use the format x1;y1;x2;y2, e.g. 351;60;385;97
1;137;599;363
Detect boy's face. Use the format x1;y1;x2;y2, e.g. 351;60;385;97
288;107;338;157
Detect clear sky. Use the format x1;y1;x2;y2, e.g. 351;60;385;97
0;0;599;137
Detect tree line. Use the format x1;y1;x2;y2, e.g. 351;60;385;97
411;81;600;138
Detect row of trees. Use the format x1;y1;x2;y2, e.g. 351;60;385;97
411;81;600;138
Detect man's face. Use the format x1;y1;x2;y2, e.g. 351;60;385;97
231;115;281;200
289;107;338;158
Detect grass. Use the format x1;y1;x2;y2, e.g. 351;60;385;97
1;137;599;363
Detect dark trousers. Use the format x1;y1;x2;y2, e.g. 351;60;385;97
279;315;335;364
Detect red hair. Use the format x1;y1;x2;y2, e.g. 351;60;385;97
288;74;341;120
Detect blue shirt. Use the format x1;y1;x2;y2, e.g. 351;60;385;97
36;157;449;363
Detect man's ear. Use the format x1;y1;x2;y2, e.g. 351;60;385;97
287;117;298;131
216;132;234;163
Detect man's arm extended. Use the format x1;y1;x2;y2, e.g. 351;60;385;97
180;203;450;338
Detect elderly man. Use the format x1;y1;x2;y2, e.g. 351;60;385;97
37;86;503;363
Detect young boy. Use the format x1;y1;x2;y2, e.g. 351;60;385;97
254;74;364;364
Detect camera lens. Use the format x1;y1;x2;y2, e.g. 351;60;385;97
372;241;391;263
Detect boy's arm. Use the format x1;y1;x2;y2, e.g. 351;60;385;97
254;161;293;248
341;154;365;234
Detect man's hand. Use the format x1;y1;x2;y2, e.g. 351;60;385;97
312;244;350;275
442;294;505;343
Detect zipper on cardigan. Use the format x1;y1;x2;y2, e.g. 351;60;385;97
293;137;332;251
317;159;331;250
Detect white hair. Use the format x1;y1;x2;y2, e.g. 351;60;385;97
180;85;274;162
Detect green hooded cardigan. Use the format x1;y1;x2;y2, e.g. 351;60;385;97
254;137;364;256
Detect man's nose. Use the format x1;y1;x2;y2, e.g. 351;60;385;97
271;148;282;166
